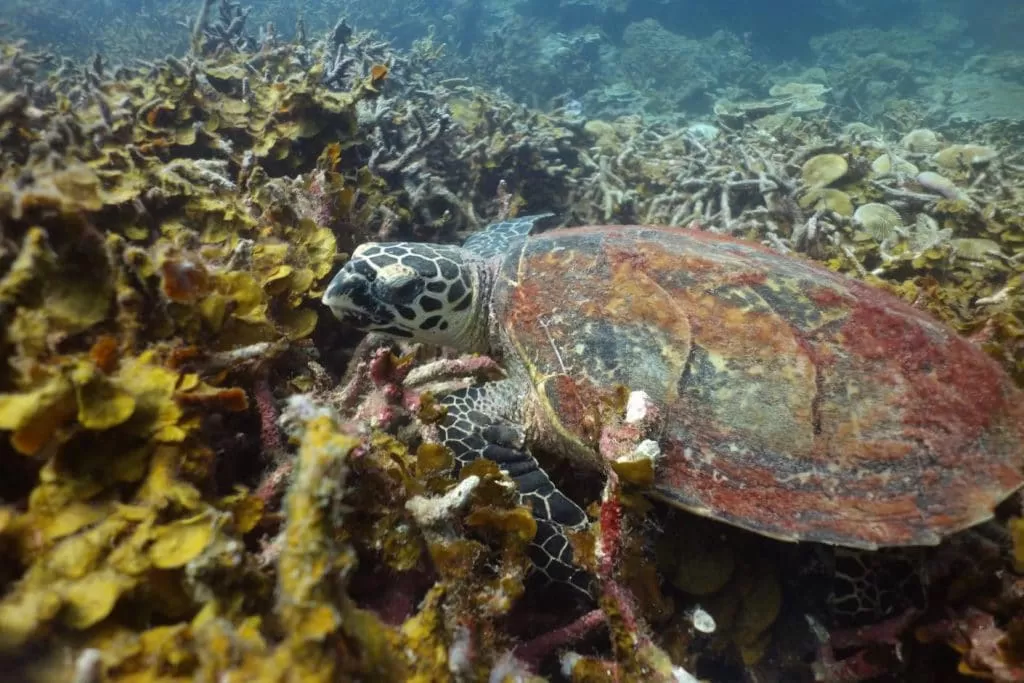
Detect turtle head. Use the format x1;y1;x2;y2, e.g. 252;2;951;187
322;242;487;350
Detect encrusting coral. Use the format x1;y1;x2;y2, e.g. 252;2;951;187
2;4;1024;682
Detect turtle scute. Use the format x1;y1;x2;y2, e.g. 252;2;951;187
492;225;1024;549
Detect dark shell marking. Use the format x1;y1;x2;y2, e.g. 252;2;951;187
494;225;1024;548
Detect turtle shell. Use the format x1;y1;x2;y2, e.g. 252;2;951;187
491;225;1024;549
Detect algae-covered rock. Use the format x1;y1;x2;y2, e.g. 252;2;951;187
917;170;964;200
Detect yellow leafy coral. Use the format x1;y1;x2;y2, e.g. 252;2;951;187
0;36;397;676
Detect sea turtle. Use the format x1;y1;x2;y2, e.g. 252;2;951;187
322;214;1024;602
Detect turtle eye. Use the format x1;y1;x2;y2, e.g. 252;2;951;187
376;275;424;304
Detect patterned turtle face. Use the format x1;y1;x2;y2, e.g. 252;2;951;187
322;242;483;348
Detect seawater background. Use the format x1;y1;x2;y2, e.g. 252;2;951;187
4;0;1023;124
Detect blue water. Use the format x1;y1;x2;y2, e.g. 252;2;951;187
3;0;1021;123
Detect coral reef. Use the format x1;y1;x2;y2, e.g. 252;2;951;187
0;18;610;683
1;2;1024;682
618;20;761;115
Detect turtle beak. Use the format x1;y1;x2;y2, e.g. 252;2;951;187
322;269;362;320
321;268;388;328
322;271;351;309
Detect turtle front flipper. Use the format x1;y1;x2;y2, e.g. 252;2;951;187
437;381;593;597
461;213;554;259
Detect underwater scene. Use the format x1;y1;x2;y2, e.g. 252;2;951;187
1;0;1024;680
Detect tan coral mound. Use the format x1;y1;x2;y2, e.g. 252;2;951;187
801;153;849;188
853;202;903;241
933;144;998;169
901;128;942;153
